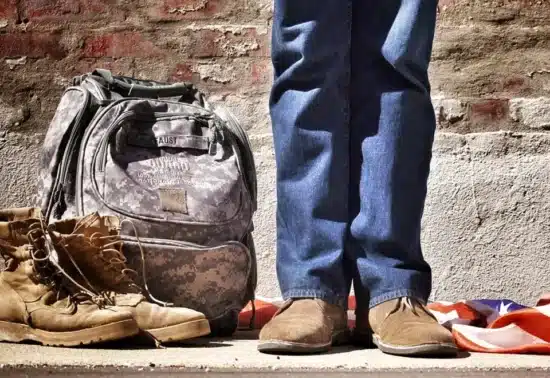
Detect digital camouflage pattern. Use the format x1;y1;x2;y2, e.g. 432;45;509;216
38;88;89;220
124;239;251;320
36;70;257;334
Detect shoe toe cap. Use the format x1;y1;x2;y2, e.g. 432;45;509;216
259;316;332;345
134;302;206;329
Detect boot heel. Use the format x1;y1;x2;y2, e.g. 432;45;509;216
0;320;36;343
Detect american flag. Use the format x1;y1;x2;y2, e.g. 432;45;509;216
428;296;550;354
239;294;550;354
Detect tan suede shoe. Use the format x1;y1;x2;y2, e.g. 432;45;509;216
258;298;349;354
369;297;458;356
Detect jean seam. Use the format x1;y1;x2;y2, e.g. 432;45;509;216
368;289;428;309
283;289;348;307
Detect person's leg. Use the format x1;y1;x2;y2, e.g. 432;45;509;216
258;0;352;354
350;0;435;308
270;0;352;309
349;0;457;356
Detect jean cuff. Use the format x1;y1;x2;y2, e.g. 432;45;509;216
368;289;429;309
282;289;348;308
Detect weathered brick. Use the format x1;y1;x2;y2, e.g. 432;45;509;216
433;97;466;128
162;26;269;58
124;58;271;94
168;58;271;91
431;26;550;97
144;0;268;22
24;0;80;17
438;0;550;26
82;32;164;58
0;0;17;20
0;62;69;134
250;59;271;84
208;92;271;133
0;32;66;58
170;63;195;82
430;47;550;98
433;26;550;62
155;0;221;18
0;99;29;129
428;97;535;133
74;58;136;77
510;97;550;130
21;0;125;23
469;99;510;123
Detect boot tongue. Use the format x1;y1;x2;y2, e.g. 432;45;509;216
32;229;82;286
109;292;146;306
74;213;119;239
52;214;142;296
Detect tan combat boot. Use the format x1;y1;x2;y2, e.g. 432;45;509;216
368;297;458;356
0;208;140;347
48;213;211;343
258;298;350;354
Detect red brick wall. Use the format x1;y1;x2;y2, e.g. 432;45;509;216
434;0;550;132
0;0;549;134
0;0;272;133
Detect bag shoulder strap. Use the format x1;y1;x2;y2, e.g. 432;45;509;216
73;69;203;102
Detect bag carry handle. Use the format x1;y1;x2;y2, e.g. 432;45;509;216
91;69;199;99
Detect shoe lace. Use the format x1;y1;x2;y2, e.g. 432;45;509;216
388;297;431;318
26;217;107;307
89;232;140;289
57;215;172;307
118;219;173;307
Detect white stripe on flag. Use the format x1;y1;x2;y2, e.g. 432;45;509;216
453;323;549;350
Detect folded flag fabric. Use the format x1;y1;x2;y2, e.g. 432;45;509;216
428;299;550;354
239;293;550;355
537;293;550;307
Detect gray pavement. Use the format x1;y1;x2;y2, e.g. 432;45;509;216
1;332;550;377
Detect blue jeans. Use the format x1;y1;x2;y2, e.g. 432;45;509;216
270;0;438;309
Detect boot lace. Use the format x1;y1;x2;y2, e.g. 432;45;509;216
387;297;433;318
0;216;107;307
57;214;172;307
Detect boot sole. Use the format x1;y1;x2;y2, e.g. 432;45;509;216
0;319;139;347
257;328;350;354
372;334;459;357
146;318;211;343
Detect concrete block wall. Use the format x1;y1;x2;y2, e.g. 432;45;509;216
0;0;549;304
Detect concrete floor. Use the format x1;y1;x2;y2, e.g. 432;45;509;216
1;332;550;377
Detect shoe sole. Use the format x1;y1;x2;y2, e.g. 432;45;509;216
0;319;139;347
372;334;459;357
146;318;211;343
257;328;351;354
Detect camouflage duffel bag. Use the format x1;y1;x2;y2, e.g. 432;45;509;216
37;69;257;336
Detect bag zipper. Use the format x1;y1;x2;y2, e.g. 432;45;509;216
121;235;254;313
210;104;257;211
120;234;253;295
121;234;249;251
46;87;91;221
